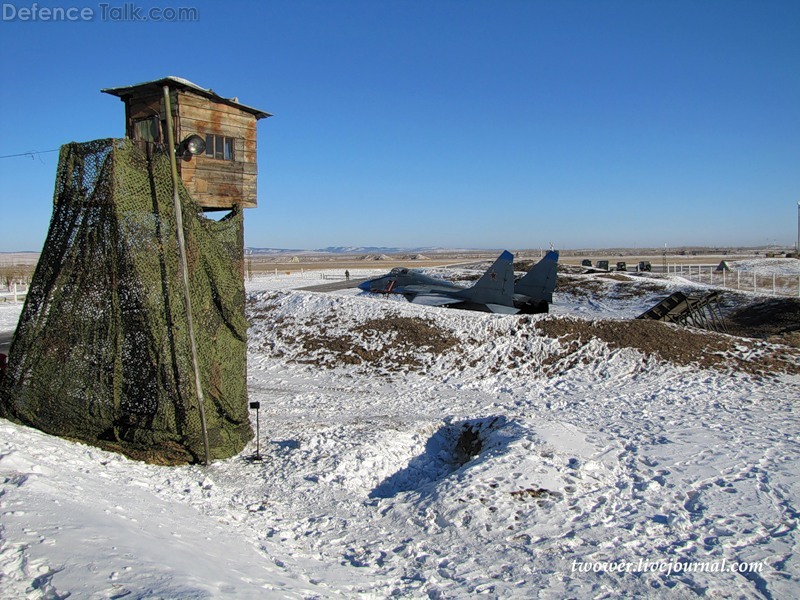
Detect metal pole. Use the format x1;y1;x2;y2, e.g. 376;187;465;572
255;408;260;458
163;85;211;466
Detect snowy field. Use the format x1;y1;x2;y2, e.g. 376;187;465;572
729;258;800;277
1;261;799;598
671;259;800;299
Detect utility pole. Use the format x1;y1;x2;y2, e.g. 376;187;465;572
163;85;211;466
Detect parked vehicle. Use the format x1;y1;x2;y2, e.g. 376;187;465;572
638;261;652;272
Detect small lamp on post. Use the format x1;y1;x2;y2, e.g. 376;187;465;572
249;401;263;462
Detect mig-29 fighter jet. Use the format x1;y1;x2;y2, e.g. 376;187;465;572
358;250;559;314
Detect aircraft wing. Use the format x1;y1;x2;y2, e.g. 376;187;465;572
407;294;462;307
409;296;518;314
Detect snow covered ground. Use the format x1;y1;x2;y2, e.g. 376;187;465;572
1;262;799;598
729;258;800;277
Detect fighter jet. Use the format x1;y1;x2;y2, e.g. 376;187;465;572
512;250;559;314
358;250;559;314
401;251;518;314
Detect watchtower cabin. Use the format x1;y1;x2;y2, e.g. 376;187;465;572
101;76;271;210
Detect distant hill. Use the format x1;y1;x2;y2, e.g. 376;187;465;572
246;246;463;255
246;248;306;255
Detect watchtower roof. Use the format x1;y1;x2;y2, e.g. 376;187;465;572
101;76;272;120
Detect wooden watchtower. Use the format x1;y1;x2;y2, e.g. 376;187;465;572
102;76;271;210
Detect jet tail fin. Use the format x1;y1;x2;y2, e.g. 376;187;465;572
462;250;516;307
515;250;559;302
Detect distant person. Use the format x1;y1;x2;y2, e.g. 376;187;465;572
345;270;350;281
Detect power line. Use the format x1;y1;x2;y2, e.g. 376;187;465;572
0;149;59;160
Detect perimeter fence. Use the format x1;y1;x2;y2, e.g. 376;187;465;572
669;264;800;298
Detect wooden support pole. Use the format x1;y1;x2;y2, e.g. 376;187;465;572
163;85;211;465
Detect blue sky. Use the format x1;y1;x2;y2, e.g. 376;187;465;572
1;0;799;251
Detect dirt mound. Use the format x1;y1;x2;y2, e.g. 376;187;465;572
556;275;667;299
514;260;536;272
726;298;800;346
450;275;480;283
295;315;458;371
597;273;632;282
557;264;586;275
531;316;800;377
248;292;799;379
354;316;458;354
556;277;608;298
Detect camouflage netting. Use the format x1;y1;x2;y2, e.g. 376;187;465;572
0;138;252;463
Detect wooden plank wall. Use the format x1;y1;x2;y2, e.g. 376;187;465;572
177;91;258;209
120;89;259;210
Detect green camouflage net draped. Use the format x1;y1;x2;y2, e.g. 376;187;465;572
0;139;252;463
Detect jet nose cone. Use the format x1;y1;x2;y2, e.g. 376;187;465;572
357;280;372;291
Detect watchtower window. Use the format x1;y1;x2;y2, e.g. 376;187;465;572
132;117;161;142
205;134;235;161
